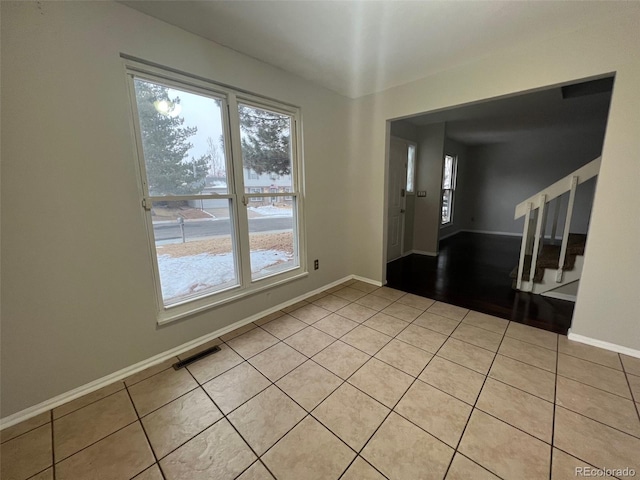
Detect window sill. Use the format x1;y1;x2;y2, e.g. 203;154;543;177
157;270;309;326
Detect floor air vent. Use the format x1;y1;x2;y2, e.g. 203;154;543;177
172;345;221;370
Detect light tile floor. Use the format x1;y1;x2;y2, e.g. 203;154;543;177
3;280;640;480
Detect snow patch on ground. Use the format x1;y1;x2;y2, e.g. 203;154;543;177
247;205;292;217
158;249;292;301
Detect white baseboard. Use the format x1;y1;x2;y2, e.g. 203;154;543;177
456;229;566;240
439;228;463;241
567;331;640;359
0;273;379;430
410;250;438;257
352;275;383;287
541;291;577;302
461;229;522;237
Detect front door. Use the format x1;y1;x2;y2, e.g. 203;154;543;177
387;137;408;262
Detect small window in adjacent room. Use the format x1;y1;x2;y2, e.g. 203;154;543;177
406;143;416;193
441;154;457;225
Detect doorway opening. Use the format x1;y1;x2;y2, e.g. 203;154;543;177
383;75;614;333
386;137;417;263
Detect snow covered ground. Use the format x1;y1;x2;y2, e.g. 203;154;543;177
247;205;292;217
158;249;292;302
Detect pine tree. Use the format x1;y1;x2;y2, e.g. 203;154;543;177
239;104;291;176
134;80;210;196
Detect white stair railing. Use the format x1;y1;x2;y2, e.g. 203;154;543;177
513;157;600;292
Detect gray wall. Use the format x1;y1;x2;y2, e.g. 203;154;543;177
1;2;353;417
412;123;446;254
390;120;420;141
453;129;603;237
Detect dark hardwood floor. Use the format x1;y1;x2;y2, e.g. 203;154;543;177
386;232;574;335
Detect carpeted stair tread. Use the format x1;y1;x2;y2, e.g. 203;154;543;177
564;233;587;256
510;233;586;284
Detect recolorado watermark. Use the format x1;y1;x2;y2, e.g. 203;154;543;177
575;467;636;477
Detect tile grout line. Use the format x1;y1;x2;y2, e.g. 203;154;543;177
24;466;57;480
251;304;406;473
454;452;509;480
0;417;53;446
50;410;56;480
549;334;560;480
337;308;472;479
133;383;202;419
334;307;439;478
237;293;424;478
496;349;635;401
184;365;281;480
247;312;630;417
556;349;626;371
51;419;140;467
190;319;392;479
485;372;553;404
503;333;560;352
551;405;640;441
552;444;633;478
554;370;636;402
159;343;639;475
556;350;633;372
619;355;640;424
441;310;510;480
324;308;438;478
124;358;181;388
124;384;166;480
52;383;129;421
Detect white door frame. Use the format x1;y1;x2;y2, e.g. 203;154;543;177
385;134;417;269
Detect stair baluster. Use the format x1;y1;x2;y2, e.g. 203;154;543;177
513;157;600;293
557;176;578;283
529;194;547;287
516;202;532;290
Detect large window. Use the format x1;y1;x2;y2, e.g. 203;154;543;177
441;154;457;225
126;62;305;322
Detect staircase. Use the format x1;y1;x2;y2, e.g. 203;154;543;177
512;157;600;297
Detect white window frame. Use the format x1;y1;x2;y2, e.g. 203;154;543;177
124;59;307;324
441;154;457;225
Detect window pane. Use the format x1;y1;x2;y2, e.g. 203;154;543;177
247;196;297;280
442;191;452;224
152;200;238;305
406;144;416;193
133;78;229;196
443;155;453;190
238;103;293;191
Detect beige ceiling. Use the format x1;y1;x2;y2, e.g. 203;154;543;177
121;1;637;98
